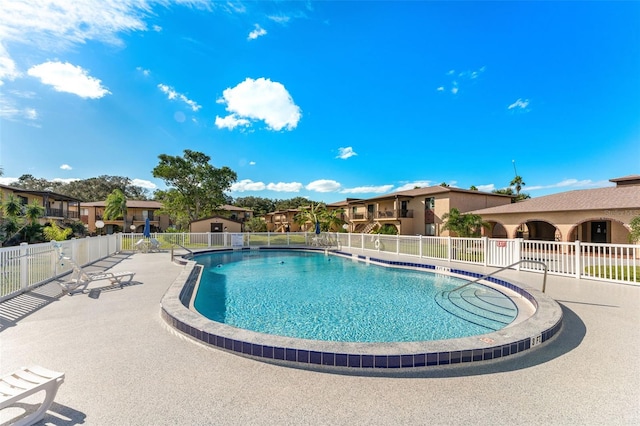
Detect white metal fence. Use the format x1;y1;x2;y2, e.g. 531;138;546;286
2;232;638;301
0;235;118;302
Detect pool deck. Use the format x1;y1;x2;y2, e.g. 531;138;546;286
1;249;639;425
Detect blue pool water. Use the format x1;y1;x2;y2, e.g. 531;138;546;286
193;250;513;343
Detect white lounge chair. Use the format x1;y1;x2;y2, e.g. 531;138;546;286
149;238;161;252
0;365;64;426
59;256;135;295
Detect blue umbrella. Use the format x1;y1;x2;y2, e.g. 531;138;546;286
315;221;321;235
143;217;151;238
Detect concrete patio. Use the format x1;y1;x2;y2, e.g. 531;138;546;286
1;250;639;425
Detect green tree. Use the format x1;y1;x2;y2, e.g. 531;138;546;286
630;215;640;244
43;220;73;241
152;150;237;225
244;217;267;232
104;189;128;232
233;196;276;216
441;208;489;237
24;200;44;224
469;185;478;191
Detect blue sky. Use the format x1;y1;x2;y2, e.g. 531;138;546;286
1;1;638;204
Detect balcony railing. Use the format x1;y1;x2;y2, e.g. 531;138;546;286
351;213;370;221
133;214;155;221
45;208;79;219
375;209;414;219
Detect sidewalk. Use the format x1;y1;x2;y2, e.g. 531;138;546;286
1;251;639;425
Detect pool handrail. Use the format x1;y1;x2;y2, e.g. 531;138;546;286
446;259;549;294
171;243;194;261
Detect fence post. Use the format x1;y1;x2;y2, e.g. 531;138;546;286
19;243;28;291
419;235;423;258
575;240;581;279
482;237;488;267
515;238;523;270
447;236;452;262
396;235;400;254
208;232;213;248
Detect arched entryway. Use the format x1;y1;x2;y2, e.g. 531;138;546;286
516;220;560;241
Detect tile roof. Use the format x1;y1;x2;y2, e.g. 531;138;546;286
472;185;640;215
82;200;164;208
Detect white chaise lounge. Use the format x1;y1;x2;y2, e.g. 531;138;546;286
0;365;65;426
59;256;135;295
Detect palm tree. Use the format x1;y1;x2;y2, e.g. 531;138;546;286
2;193;23;218
104;189;128;232
510;175;526;196
24;200;44;224
441;208;489;237
294;202;324;232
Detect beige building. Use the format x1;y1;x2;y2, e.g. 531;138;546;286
0;184;81;225
329;186;513;235
188;206;253;233
264;209;302;232
472;175;640;243
81;200;170;234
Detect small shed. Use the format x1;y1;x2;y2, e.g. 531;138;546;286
189;216;243;233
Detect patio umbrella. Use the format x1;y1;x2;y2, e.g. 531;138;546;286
143;217;151;238
315;221;321;235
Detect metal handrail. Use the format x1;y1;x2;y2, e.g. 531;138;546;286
171;243;194;261
446;259;549;293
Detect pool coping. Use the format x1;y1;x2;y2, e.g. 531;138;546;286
160;247;563;371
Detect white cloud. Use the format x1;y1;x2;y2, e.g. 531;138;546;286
137;67;151;77
306;180;341;193
336;147;357;159
476;184;496;192
230;179;266;192
268;15;291;24
439;66;484;96
52;177;80;184
341;185;394;194
158;83;201;111
508;98;530;111
214;114;251;130
60;164;72;170
216;77;301;131
27;61;110;99
394;181;431;191
0;1;213;85
131;178;157;189
0;45;19;85
152;25;162;32
267;182;303;192
248;24;267;40
0;177;18;186
249;161;256;166
0;96;38;121
230;179;304;192
527;179;612;191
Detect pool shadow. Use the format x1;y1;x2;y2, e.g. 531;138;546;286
285;303;586;378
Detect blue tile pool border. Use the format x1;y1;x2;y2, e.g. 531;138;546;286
160;248;563;372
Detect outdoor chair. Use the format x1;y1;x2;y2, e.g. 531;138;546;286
58;256;135;295
149;238;161;252
0;365;65;426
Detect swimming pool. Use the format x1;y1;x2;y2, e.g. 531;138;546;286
160;248;563;371
192;250;517;342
